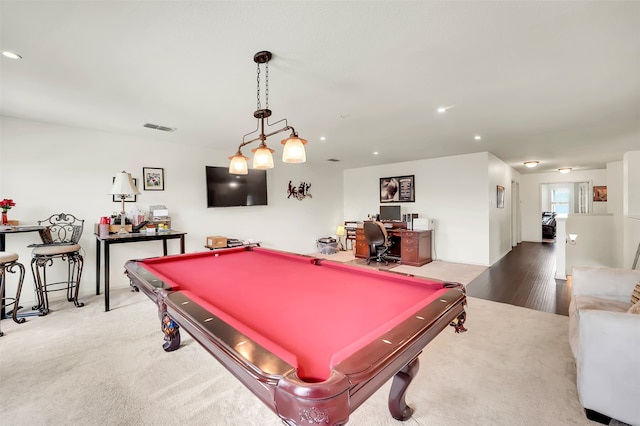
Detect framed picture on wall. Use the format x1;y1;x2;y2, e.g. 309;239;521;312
143;167;165;191
380;175;415;203
497;185;505;208
593;186;607;202
112;178;137;202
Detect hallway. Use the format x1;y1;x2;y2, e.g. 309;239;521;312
466;241;572;316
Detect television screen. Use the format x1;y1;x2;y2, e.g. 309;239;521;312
379;205;401;221
205;166;268;207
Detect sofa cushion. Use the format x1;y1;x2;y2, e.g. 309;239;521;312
629;301;640;315
574;295;631;313
568;295;632;359
632;283;640;305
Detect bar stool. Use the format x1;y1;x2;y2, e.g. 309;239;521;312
30;213;85;314
0;251;26;336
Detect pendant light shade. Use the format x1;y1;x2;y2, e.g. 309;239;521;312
281;135;307;163
252;144;275;169
228;152;249;175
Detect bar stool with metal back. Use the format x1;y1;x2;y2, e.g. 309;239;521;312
29;213;85;314
0;251;26;335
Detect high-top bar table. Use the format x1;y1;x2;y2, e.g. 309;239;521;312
95;230;186;312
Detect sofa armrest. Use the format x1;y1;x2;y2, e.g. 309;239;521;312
571;266;640;299
577;309;640;424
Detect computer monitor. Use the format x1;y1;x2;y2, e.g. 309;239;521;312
379;205;401;221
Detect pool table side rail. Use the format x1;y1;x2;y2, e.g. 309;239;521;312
342;289;466;412
164;291;316;417
125;259;299;379
125;259;176;293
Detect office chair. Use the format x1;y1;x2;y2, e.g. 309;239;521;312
30;213;85;314
364;221;392;265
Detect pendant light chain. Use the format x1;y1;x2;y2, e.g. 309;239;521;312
255;61;270;111
264;61;269;110
256;62;261;110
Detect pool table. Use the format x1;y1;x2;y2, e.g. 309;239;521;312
124;246;467;426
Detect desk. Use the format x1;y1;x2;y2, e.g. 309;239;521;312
0;225;45;319
0;225;45;252
95;230;186;312
124;246;467;425
355;225;432;266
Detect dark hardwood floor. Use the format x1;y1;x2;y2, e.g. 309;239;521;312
466;241;572;316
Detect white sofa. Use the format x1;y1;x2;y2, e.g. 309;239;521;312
569;266;640;426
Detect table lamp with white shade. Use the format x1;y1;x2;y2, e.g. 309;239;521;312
336;225;346;251
110;171;140;234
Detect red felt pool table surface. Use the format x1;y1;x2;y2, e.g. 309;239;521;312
126;246;466;425
139;247;453;381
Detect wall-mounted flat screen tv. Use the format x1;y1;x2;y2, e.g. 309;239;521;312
205;166;268;207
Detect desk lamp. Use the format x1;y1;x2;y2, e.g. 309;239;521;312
336;225;346;251
110;171;140;234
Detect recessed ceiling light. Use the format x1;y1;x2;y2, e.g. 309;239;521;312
524;161;539;168
474;135;482;141
320;136;326;141
558;168;572;174
373;151;379;155
2;51;22;59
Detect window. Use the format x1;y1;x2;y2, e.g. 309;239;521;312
551;189;570;213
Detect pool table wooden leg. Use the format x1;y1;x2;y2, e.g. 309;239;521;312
388;355;419;421
161;312;181;352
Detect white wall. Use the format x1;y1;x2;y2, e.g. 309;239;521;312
565;214;614;273
488;153;517;265
607;161;624;268
343;152;514;266
623;150;640;268
0;116;344;306
519;169;609;242
624;150;640;219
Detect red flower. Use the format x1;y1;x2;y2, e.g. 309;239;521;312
1;198;16;212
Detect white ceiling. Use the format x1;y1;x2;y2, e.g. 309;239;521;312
1;1;639;174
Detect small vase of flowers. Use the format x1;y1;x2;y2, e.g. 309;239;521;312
1;198;16;224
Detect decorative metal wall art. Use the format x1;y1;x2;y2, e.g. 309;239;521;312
287;181;312;201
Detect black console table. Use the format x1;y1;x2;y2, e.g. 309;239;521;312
95;230;186;312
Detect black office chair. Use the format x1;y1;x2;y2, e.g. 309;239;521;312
29;213;85;314
364;221;392;265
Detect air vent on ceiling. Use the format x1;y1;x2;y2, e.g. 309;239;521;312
143;123;176;132
327;158;340;162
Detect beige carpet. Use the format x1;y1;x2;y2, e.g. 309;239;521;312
310;251;487;286
311;250;359;263
390;260;487;285
0;284;591;425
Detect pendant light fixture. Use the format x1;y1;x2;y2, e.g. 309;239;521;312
228;51;307;175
